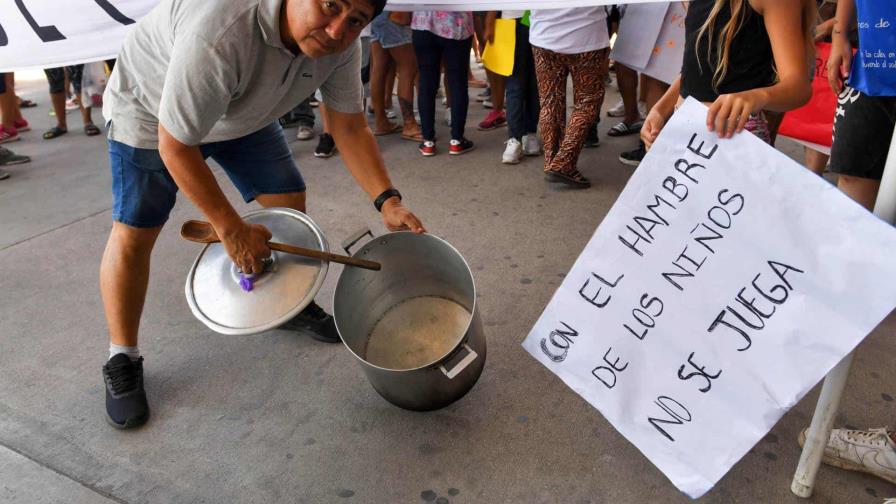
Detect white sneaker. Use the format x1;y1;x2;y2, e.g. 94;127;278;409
799;427;896;484
296;126;314;141
523;134;541;156
502;138;523;164
607;99;625;117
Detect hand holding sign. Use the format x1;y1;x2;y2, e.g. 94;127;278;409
523;98;896;498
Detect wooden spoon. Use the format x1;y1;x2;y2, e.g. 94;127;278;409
180;220;381;271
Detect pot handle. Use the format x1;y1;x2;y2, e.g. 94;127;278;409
439;344;478;379
342;228;374;255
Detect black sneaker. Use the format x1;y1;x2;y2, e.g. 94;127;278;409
584;124;600;148
282;301;340;343
102;354;149;429
314;133;337;158
278;111;302;129
619;141;646;166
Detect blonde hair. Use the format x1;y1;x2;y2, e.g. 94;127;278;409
695;0;818;91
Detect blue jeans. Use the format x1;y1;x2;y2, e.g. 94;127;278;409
505;23;539;140
413;29;473;142
109;122;305;228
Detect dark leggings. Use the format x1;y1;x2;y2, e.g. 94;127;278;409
412;29;472;142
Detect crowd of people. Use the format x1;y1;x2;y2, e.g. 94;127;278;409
0;0;893;493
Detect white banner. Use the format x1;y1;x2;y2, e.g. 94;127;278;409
0;0;665;72
522;98;896;498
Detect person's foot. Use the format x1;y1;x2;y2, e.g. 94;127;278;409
502;138;523;164
0;126;19;144
42;126;67;140
619;141;647;166
65;96;80;111
607;99;625;117
314;133;336;158
476;87;491;103
478;110;507;131
523;134;541;156
449;138;475;156
798;427;896;484
544;168;591;189
296;125;314;141
584;125;600;148
309;97;320;108
103;354;150;429
0;147;30;166
0;169;9;180
13;119;30;133
418;140;436;157
482;99;494;110
281;301;340;343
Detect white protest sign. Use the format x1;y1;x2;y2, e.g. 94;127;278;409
611;1;686;85
0;0;664;72
0;0;156;72
522;98;896;498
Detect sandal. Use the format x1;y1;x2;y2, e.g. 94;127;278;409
374;122;402;136
18;98;37;108
401;129;425;142
84;123;101;136
544;169;591;188
607;120;643;137
42;126;67;140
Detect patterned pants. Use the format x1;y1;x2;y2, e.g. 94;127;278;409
532;47;606;174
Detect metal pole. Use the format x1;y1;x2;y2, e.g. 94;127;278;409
791;124;896;497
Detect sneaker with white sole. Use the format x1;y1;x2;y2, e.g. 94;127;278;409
523;134;541;156
502;138;523;164
449;138;475;156
0;147;30;166
607;99;625;117
296;125;314;141
798;427;896;485
418;140;436;157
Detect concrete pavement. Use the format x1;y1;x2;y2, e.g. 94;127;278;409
1;72;894;504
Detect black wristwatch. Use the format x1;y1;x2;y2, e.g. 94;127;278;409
374;188;402;212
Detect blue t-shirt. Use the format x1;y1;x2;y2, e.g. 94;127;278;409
849;0;896;96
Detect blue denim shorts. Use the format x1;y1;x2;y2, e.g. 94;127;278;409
370;12;412;49
109;122;305;228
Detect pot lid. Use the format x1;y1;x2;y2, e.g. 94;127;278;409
185;207;329;335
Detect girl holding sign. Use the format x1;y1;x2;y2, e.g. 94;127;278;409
641;0;817;148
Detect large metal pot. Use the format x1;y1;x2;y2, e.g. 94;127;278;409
333;230;486;411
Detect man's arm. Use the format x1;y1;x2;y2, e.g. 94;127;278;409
324;107;425;233
829;0;856;94
158;124;273;274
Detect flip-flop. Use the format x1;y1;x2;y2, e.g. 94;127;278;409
42;126;67;140
401;131;425;142
607;120;643;137
374;123;402;136
84;123;101;136
18;99;37;108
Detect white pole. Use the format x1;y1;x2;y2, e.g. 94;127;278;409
791;124;896;497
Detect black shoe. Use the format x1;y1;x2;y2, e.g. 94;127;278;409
314;133;337;158
279;111;302;129
282;301;341;343
584;124;600;148
102;354;149;429
619;141;646;166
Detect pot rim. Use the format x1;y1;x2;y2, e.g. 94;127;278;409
333;231;477;372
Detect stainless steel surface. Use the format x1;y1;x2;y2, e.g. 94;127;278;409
333;231;486;411
185;207;329;336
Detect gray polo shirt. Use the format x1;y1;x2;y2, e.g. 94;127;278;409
103;0;363;149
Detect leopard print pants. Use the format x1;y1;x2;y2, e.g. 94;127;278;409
532;47;607;175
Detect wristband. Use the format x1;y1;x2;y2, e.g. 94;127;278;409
374;188;402;212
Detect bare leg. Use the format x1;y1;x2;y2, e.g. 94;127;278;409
643;75;669;111
389;43;422;137
256;192;306;213
384;61;396;111
615;63;639;125
319;103;330;134
837;174;879;211
100;223;164;347
50;92;68;130
487;69;505;112
370;41;398;133
804;148;829;176
0;79;17;129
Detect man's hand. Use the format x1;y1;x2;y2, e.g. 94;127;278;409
381;197;426;234
218;221;273;275
706;89;768;139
